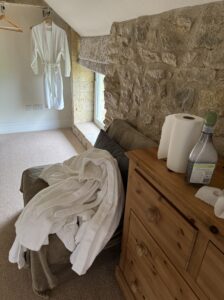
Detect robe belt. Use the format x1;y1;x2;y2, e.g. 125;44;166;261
43;63;60;71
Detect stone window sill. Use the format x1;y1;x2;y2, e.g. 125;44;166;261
73;122;100;149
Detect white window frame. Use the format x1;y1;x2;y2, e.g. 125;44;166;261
94;72;105;129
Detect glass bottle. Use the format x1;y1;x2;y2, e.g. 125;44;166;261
186;111;218;185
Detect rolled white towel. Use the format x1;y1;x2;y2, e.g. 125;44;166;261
195;186;224;219
214;196;224;219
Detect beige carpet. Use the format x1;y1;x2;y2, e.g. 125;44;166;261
0;129;124;300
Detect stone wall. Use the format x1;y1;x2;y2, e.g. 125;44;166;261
71;30;94;124
104;1;224;155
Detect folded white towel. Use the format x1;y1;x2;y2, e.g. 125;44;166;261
195;186;224;218
214;196;224;219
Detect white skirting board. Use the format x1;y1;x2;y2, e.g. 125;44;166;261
0;119;73;134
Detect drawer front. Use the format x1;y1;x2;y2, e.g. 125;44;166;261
129;169;197;270
124;212;198;300
197;242;224;300
124;253;157;300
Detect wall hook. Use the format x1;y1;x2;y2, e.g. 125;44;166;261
42;7;51;18
0;3;6;15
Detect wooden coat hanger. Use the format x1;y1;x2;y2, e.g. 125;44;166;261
30;7;52;30
43;16;52;26
0;4;23;32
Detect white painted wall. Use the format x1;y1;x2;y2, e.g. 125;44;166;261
0;4;73;134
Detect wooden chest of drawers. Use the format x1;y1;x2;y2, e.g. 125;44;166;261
116;148;224;300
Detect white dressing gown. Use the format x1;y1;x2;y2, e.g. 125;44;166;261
31;22;71;110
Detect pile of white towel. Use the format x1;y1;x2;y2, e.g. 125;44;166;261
195;186;224;219
9;148;124;275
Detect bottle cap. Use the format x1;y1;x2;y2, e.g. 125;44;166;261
205;111;218;127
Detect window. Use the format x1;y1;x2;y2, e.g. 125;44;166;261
94;72;106;129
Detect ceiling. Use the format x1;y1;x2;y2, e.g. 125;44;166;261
45;0;219;36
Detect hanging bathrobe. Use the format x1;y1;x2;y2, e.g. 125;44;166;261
31;22;71;110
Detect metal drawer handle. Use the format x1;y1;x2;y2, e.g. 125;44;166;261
136;243;148;257
146;207;161;223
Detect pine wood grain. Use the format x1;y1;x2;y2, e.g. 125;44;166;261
129;168;197;271
197;242;224;300
117;148;224;300
127;148;224;242
127;212;198;300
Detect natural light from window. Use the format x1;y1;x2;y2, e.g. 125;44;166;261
94;72;106;129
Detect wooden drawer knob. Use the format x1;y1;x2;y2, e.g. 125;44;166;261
136;243;148;257
146;207;161;223
131;281;138;294
209;225;219;234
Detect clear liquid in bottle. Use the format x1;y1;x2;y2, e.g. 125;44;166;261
186;111;218;185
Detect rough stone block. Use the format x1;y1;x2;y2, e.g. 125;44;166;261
162;52;177;67
216;70;224;81
198;89;224;117
120;47;135;60
145;29;160;51
104;91;119;108
175;87;195;111
181;52;198;66
159;26;184;51
138;48;161;63
139;110;153;125
176;16;192;32
146;69;166;80
141;80;157;99
203;50;224;70
193;6;224;50
195;31;222;50
159;83;168;99
175;68;216;83
135;20;150;43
